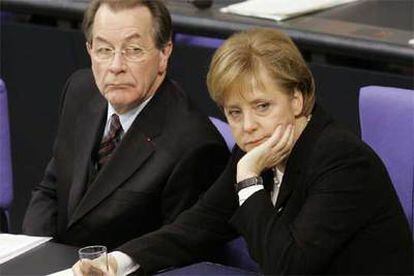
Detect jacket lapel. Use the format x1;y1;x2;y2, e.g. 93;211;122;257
274;167;300;211
68;79;171;228
274;105;332;211
67;91;107;219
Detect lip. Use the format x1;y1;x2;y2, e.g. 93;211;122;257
106;83;131;87
106;83;132;88
245;137;267;146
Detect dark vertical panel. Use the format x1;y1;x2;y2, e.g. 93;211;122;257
169;42;224;120
1;22;89;233
311;63;414;135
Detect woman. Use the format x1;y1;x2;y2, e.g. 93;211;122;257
74;28;413;275
204;28;412;274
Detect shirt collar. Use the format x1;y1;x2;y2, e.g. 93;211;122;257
106;96;153;134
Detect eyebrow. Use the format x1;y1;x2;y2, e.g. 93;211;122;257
93;33;142;44
223;104;241;110
224;98;270;109
251;98;269;104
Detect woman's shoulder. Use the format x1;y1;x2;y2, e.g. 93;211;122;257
305;105;374;161
308;119;383;173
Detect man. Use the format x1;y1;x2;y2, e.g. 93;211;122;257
23;0;228;254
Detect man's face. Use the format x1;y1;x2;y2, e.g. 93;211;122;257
87;4;172;114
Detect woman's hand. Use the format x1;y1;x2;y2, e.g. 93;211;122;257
237;124;294;182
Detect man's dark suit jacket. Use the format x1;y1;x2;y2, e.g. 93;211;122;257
22;69;229;249
119;105;413;275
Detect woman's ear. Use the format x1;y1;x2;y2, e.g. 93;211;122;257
291;89;304;117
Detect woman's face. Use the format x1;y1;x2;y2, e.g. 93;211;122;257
223;72;303;152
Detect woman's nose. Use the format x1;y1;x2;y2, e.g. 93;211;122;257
242;112;258;133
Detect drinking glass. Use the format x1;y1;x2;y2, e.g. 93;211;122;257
78;245;108;272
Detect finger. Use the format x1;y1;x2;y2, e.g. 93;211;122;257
257;125;291;169
280;147;292;161
79;259;93;275
80;259;104;276
271;140;293;165
265;124;284;147
89;263;106;276
282;124;295;150
283;126;295;159
286;124;295;149
108;255;118;274
72;262;83;276
267;125;293;167
272;124;293;152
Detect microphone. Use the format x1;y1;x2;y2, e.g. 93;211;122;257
189;0;213;9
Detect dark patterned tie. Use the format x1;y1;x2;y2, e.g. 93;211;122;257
97;114;123;170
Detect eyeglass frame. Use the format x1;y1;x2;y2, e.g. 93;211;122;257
87;42;156;63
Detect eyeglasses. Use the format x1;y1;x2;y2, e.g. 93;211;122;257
90;45;151;62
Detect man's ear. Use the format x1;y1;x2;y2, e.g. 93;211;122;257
86;42;92;57
158;40;173;74
291;89;304;117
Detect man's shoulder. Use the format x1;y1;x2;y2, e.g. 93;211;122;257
155;79;225;144
61;68;100;104
65;68;95;92
57;68;103;119
158;78;189;106
69;68;94;80
156;78;203;124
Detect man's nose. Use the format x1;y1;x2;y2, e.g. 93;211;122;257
108;52;126;74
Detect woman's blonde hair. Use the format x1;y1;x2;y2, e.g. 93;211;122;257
207;28;315;116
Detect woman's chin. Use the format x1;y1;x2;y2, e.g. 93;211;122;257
244;143;260;152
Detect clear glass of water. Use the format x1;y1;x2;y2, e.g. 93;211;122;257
78;245;108;272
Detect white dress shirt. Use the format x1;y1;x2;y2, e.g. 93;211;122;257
104;96;152;138
238;168;284;206
109;251;139;275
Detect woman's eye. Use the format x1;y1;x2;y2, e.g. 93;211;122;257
228;110;241;118
256;102;270;111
